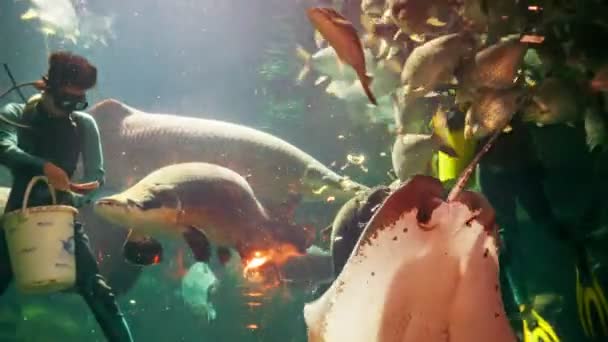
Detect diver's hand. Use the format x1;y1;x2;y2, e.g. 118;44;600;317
43;162;70;191
70;181;100;194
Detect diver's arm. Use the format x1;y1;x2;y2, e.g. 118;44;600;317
0;104;46;172
73;113;106;207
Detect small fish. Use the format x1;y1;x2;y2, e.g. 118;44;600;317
464;87;524;140
391;107;458;181
307;7;378;105
458;35;529;93
295;45;374;84
400;32;477;105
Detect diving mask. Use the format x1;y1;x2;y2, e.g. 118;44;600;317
51;91;88;112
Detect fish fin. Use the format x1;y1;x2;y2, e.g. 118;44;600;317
183;226;212;263
123;229;163;266
432;107;459;158
314;30;325;49
410;33;426;43
20;8;39;21
295;45;312;84
332;17;354;28
393;29;405;41
297;66;311;84
216;247;232;266
359;72;378;106
315;75;329;86
426;17;447;27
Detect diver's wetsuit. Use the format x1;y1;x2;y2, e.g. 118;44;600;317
477;114;563;329
0;101;133;342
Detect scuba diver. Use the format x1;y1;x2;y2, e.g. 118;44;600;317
0;52;134;341
476;111;575;332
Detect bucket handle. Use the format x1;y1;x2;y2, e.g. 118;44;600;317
22;176;57;213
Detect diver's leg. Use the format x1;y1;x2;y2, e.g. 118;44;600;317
74;222;134;342
0;231;14;296
0;230;22;341
516;165;575;241
478;166;523;334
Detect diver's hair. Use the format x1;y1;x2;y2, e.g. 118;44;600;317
45;51;97;90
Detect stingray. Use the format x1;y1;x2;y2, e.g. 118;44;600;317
304;175;517;342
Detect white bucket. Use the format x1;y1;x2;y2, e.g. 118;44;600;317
2;176;78;294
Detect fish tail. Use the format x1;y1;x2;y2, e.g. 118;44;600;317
295;45;312;83
358;71;378;106
431;108;459;158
